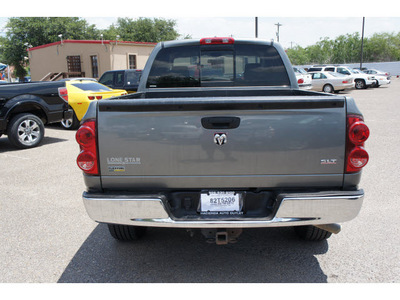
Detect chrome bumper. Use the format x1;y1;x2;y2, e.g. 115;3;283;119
82;190;364;228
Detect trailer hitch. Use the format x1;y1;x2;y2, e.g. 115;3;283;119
201;228;243;245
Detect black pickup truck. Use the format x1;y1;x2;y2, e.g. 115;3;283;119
0;81;72;149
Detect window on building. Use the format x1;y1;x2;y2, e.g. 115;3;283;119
129;54;137;69
67;56;81;73
90;55;99;78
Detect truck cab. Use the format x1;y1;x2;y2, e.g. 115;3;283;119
98;69;142;93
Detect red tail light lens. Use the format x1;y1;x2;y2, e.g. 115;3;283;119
96;96;102;100
346;115;370;173
349;122;370;145
297;78;304;84
88;96;95;100
76;126;95;147
200;37;234;45
58;87;68;102
76;120;98;175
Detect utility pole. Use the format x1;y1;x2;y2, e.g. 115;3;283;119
255;17;258;38
360;17;365;70
275;22;282;42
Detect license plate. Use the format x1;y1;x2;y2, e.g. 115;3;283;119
200;191;240;212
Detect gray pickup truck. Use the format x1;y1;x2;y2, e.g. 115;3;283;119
76;38;370;244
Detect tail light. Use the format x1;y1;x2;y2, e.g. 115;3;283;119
76;120;98;175
200;37;234;45
346;115;370;173
88;96;103;100
297;78;304;84
58;87;68;102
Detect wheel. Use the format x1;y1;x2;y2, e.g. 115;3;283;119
355;79;366;89
294;225;332;241
323;84;334;93
61;110;80;130
7;113;45;149
107;224;147;241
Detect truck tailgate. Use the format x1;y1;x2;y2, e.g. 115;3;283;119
97;96;346;189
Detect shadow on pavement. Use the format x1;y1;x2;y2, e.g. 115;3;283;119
58;224;329;283
0;136;68;153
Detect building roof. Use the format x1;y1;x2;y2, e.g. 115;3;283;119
28;39;157;51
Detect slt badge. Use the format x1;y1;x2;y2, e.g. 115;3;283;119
214;133;227;145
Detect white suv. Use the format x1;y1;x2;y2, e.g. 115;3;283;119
308;65;375;89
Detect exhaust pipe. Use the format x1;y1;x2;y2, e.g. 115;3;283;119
315;223;341;234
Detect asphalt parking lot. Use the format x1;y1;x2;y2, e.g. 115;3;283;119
1;79;399;284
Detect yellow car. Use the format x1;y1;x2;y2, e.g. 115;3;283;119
58;79;127;129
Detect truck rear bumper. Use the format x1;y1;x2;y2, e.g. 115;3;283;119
82;190;364;228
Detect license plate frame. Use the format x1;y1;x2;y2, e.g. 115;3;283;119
200;191;242;213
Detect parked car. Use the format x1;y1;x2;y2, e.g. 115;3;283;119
363;68;391;78
309;71;354;93
59;79;127;130
308;65;374;89
99;69;142;93
293;67;312;90
353;69;391;87
0;80;8;85
371;73;391;87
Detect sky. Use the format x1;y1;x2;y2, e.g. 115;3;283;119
1;1;400;49
84;16;400;49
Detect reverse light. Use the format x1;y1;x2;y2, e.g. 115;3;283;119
346;115;370;173
348;147;369;169
200;37;234;45
76;120;98;175
77;152;97;171
58;87;68;102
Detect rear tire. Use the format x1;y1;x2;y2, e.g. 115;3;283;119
107;224;147;241
355;79;366;89
323;84;334;93
61;110;80;130
7;113;45;149
294;225;332;241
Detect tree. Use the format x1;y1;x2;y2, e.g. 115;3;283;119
101;17;180;43
286;30;400;65
1;17;100;80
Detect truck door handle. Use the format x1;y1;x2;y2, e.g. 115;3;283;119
201;117;241;129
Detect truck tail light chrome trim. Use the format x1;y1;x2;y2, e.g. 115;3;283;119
58;87;68;103
200;37;234;45
346;115;370;173
76;120;99;175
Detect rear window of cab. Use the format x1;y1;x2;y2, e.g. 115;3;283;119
70;82;112;91
146;44;290;88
